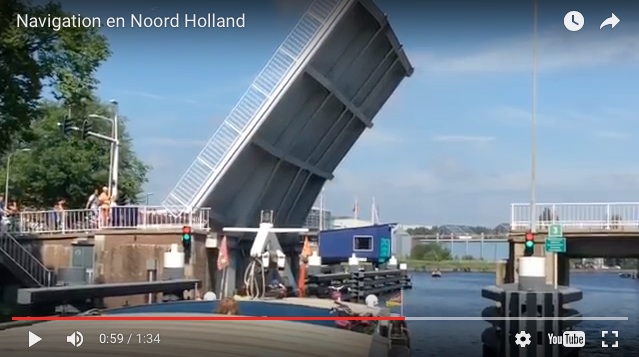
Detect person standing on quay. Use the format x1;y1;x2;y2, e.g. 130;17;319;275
98;186;111;227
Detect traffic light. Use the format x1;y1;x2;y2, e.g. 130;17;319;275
59;115;72;136
182;225;192;250
81;120;92;139
524;232;535;256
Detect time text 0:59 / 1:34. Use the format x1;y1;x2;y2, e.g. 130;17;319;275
99;333;161;344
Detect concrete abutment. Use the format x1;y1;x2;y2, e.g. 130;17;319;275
11;229;226;308
507;231;639;285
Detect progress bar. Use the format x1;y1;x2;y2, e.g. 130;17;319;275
404;317;629;321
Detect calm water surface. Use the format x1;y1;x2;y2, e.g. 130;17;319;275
396;272;638;356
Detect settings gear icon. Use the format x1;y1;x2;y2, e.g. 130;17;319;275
515;331;532;347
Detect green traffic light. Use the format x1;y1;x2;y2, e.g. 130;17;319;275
182;234;191;241
525;241;534;248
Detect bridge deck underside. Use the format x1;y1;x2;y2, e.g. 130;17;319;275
202;1;412;229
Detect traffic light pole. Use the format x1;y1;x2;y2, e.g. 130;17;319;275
58;104;120;201
111;106;120;201
62;125;118;144
85;129;121;200
554;253;558;290
59;124;120;195
86;102;119;200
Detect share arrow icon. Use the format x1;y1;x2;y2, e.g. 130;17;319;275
28;331;42;347
600;13;620;29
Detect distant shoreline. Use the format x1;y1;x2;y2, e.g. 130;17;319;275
409;267;636;274
405;260;636;274
571;269;636;274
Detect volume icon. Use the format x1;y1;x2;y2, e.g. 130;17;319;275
66;331;84;347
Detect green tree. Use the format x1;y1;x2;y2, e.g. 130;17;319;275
0;101;150;208
410;243;452;261
0;0;110;157
406;226;438;235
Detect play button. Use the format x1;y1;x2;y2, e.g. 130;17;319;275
28;331;42;347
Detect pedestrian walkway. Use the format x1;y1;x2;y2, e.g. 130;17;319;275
3;205;210;235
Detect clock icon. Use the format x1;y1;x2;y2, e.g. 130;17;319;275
564;11;584;32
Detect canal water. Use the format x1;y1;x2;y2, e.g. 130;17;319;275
397;272;638;356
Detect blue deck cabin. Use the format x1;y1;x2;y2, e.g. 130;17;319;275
318;224;396;264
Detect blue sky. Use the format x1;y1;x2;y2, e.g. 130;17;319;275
71;0;639;226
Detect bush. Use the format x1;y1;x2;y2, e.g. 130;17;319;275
410;243;452;261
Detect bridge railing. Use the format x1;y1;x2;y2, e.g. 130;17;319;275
2;206;210;236
511;202;639;231
161;0;343;213
409;234;508;240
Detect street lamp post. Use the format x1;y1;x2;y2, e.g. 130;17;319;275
145;192;153;205
530;0;539;235
111;100;120;201
88;99;120;200
89;114;114;195
4;148;31;200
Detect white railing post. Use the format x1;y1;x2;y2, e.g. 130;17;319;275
18;212;25;233
143;206;147;229
510;204;515;229
606;203;611;230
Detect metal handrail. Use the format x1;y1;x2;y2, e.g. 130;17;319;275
0;232;54;287
9;206;211;235
510;202;639;230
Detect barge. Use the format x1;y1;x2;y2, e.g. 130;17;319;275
0;298;411;356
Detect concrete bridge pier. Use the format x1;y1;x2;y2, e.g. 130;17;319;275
545;250;570;287
220;236;241;298
220;234;303;297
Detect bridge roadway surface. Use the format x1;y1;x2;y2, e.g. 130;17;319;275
509;202;639;257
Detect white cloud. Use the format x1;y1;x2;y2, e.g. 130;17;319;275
592;130;631;140
488;106;572;127
488;106;634;139
119;90;202;106
358;129;402;147
414;32;639;74
272;0;311;14
431;135;495;143
142;137;207;148
123;91;163;100
327;159;639;225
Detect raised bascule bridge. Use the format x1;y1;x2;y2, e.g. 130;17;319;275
162;0;412;232
161;0;413;293
0;0;412;312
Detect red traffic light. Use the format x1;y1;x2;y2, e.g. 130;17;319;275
525;232;534;241
182;226;192;234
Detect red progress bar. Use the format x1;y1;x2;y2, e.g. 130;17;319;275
13;316;405;321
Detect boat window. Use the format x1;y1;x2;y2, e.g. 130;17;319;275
353;235;373;251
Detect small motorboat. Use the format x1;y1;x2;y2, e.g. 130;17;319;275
431;270;442;278
385;300;401;308
385;293;402;308
619;272;637;279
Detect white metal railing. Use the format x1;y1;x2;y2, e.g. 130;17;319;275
2;206;210;236
162;0;343;214
510;202;639;231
